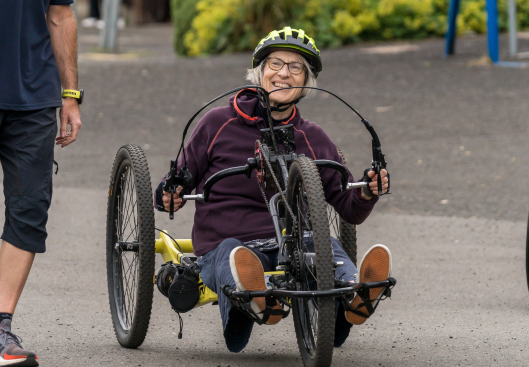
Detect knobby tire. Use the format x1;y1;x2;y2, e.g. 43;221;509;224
106;145;155;348
287;156;335;367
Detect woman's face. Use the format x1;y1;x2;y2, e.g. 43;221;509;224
261;50;306;106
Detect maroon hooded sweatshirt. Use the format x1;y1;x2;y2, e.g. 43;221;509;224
156;89;378;256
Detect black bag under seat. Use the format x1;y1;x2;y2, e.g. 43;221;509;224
156;261;200;313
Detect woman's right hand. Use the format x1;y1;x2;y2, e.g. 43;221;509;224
163;186;183;212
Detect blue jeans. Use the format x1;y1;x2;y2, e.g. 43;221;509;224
197;237;358;352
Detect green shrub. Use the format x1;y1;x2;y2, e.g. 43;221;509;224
170;0;529;56
170;0;199;55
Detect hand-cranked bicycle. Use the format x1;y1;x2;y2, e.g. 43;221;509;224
106;85;396;367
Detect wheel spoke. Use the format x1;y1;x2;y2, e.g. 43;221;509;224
327;206;340;239
120;169;138;242
113;162;141;332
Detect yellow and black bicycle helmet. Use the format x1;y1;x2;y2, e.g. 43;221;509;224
252;27;322;77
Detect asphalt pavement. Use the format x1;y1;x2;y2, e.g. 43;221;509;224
3;25;529;366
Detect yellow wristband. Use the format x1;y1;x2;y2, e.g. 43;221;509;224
62;89;81;99
62;89;84;104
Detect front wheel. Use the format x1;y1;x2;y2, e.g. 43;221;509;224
286;157;335;367
106;145;155;348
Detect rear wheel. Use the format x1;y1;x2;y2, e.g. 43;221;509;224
334;147;357;265
286;157;335;367
106;145;155;348
327;208;357;266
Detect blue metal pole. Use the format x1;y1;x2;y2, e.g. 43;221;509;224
486;0;499;63
445;0;461;56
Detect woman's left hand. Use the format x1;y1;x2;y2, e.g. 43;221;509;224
361;169;389;199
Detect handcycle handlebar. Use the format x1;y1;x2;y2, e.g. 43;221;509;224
222;277;397;300
184;158;367;202
182;194;204;201
313;159;349;190
181;174;366;202
346;182;367;189
202;164;252;201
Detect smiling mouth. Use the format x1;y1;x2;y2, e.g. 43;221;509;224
272;82;291;88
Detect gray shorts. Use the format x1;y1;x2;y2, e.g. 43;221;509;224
0;108;57;253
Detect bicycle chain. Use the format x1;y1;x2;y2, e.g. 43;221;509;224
258;181;270;211
255;140;298;228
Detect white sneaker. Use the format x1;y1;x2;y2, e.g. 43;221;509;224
117;17;125;30
81;17;98;29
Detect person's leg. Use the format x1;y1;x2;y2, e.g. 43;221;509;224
302;236;358;282
198;239;279;352
332;237;358;283
198;239;253;353
0;108;56;366
0;110;36;314
89;0;100;19
330;237;356;347
0;241;34;314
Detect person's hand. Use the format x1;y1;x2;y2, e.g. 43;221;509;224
361;169;389;200
163;186;184;212
55;98;82;147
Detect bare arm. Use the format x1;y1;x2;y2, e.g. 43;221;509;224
47;5;82;148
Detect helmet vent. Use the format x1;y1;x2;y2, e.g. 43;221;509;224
252;27;322;75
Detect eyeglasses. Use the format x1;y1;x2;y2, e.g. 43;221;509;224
266;57;305;75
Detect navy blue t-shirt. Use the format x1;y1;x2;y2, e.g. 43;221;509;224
0;0;74;111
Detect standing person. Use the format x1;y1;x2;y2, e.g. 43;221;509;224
0;1;82;366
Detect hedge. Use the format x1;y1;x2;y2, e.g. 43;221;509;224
170;0;529;56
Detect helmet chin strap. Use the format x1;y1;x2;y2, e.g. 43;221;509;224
257;90;303;113
269;97;302;112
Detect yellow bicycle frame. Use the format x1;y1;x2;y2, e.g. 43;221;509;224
155;230;284;308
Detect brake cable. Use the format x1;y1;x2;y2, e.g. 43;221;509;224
165;86;275;219
267;86;389;197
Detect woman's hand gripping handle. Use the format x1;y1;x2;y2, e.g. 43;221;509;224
163;160;193;219
360;168;389;200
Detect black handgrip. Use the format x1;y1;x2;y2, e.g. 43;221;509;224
169;186;175;220
375;163;382;197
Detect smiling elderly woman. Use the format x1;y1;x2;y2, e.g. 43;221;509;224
155;27;390;353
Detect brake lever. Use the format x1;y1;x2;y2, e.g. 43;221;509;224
371;139;390;196
168;186;175;220
163;160;193;220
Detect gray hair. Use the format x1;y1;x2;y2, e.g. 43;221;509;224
246;55;317;98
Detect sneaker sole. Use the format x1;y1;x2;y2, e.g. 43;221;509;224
229;247;282;325
346;244;392;325
0;356;38;367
